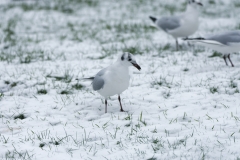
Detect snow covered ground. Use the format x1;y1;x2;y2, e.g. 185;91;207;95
0;0;240;159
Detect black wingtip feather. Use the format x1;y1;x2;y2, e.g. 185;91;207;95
183;37;205;41
85;77;94;80
81;77;94;80
149;16;157;23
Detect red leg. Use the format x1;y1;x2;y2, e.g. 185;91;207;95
223;55;228;66
227;54;234;67
118;95;125;112
105;99;107;113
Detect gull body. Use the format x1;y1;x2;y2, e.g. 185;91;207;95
96;63;130;98
85;53;141;113
184;30;240;67
149;0;203;50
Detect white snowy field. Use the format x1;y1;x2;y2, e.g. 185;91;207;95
0;0;240;159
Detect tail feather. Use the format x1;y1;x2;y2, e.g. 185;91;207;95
183;37;205;41
76;77;94;81
149;16;157;23
183;37;225;46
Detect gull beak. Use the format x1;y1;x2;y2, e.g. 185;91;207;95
131;62;141;71
197;2;203;6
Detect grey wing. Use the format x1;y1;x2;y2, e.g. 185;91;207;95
157;16;181;31
92;75;104;91
92;67;107;91
208;31;240;45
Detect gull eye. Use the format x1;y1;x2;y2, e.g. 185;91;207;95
128;58;132;61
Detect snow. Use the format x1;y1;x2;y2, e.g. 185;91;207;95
0;0;240;159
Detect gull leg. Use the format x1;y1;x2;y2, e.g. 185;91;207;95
118;95;125;112
105;99;107;113
227;54;234;67
186;37;191;47
176;39;179;51
223;55;228;66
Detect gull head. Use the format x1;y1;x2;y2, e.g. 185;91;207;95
188;0;203;7
118;53;141;71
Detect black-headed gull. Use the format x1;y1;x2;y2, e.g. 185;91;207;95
149;0;203;51
85;53;141;113
184;31;240;67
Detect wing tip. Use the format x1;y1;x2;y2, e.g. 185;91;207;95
183;37;205;41
80;77;94;81
149;16;157;23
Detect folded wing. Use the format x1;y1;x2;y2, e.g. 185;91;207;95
157;16;181;32
92;68;107;91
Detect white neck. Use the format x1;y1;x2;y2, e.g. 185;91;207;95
113;61;129;71
185;5;199;16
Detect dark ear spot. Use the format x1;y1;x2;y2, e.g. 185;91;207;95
121;53;125;61
189;0;194;4
127;53;132;61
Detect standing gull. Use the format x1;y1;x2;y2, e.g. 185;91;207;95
149;0;203;51
84;53;141;113
184;31;240;67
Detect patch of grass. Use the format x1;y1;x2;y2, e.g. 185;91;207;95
162;43;171;51
3;17;17;45
72;83;84;90
151;138;164;153
10;82;17;88
162;90;171;99
14;114;26;120
19;49;51;64
97;54;110;59
164;4;178;14
5;1;75;14
202;9;217;17
47;72;73;83
125;123;131;127
60;90;72;95
124;114;132;120
208;0;215;4
4;80;10;85
236;24;240;30
210;87;218;94
151;76;172;88
235;2;240;8
98;48;115;59
4;81;18;88
123;45;144;55
229;80;237;88
39;143;45;148
70;0;99;7
52;141;60;146
37;89;47;95
151;128;157;133
20;55;32;64
105;23;156;34
235;89;239;93
152;138;159;144
193;47;205;54
208;52;222;58
4;149;34;160
0;93;4;100
0;47;55;63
